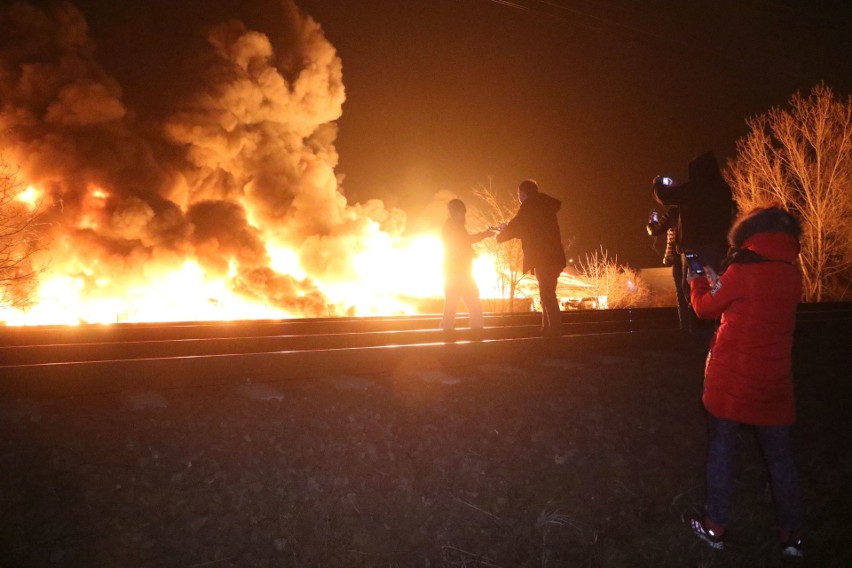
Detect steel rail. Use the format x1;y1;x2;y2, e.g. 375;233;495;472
0;308;678;346
0;305;848;399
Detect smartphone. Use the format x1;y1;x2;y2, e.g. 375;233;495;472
650;210;659;223
685;251;704;275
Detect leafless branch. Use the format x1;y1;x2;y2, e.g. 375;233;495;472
726;83;852;301
0;157;51;310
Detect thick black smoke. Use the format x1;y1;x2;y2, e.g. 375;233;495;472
0;0;405;319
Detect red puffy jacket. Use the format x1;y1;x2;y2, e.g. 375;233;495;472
690;232;802;426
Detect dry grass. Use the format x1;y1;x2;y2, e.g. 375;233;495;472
579;247;653;309
0;331;849;566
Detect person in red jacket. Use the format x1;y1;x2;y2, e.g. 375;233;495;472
685;206;804;557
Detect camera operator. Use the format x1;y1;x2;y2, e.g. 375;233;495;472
646;206;690;330
653;151;735;338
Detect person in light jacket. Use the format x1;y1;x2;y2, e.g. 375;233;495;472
686;206;804;558
441;199;494;331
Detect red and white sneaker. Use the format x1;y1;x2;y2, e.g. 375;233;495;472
781;534;804;558
689;517;725;550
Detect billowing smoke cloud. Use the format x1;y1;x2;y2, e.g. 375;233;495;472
0;0;406;319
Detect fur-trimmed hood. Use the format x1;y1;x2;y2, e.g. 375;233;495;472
728;206;801;250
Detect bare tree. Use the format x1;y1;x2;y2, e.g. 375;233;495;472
579;247;651;309
469;179;531;312
1;158;48;311
726;83;852;301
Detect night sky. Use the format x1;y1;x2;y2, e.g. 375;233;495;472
296;0;852;267
21;0;852;268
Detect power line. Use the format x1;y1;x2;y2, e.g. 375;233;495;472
480;0;684;45
487;0;530;11
475;0;848;86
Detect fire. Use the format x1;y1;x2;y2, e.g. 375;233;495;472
0;1;521;327
2;260;291;326
15;185;43;210
77;185;109;230
1;226;510;325
328;233;444;315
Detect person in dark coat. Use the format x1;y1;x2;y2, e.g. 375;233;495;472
496;179;566;336
646;206;689;330
441;199;494;331
686;206;804;557
654;151;735;337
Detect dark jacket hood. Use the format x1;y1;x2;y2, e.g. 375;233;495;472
527;191;562;213
688;152;724;183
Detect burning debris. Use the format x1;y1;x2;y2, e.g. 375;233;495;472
0;0;423;324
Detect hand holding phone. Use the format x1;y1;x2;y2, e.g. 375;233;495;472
685;251;705;275
704;265;719;286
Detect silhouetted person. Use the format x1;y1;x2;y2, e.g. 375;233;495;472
654;151;735;338
496;179;566;336
441;199;494;331
687;206;804;558
646;206;689;330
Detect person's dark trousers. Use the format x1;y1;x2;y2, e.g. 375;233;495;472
705;415;803;533
671;255;690;331
535;265;563;334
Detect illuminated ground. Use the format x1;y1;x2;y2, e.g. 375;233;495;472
1;332;849;567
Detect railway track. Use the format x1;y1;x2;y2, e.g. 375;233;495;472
0;308;680;365
1;304;849;397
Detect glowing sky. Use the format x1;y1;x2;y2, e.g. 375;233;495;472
12;0;852;268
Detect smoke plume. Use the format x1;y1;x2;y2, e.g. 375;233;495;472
0;0;406;320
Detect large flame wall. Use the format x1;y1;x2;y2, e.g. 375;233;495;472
0;1;477;325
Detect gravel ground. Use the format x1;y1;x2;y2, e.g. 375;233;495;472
1;334;850;567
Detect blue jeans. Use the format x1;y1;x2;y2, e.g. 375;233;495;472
705;415;803;533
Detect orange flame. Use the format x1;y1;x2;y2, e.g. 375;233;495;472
15;185;43;210
0;2;523;327
2;212;511;325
